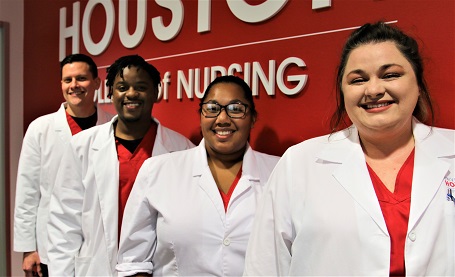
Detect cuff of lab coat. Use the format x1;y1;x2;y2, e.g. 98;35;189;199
116;262;154;277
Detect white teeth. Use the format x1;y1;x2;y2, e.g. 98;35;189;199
69;91;83;95
366;103;390;109
125;103;140;107
216;130;233;136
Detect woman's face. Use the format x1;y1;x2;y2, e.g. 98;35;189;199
201;82;256;157
341;41;420;135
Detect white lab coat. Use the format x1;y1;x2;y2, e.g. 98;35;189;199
244;119;455;276
13;103;113;263
116;140;279;276
47;115;195;276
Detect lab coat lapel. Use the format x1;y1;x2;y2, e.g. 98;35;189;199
152;118;183;156
408;120;453;230
92;119;120;259
230;144;258;202
321;126;389;235
151;118;168;156
194;141;227;223
54;103;72;143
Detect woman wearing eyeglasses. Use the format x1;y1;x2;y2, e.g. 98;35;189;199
116;75;279;276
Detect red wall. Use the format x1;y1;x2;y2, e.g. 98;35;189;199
24;0;455;156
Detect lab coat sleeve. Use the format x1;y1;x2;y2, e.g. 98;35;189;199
244;151;294;276
116;159;157;276
14;122;42;251
47;141;84;276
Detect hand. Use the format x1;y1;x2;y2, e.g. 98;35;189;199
22;251;42;277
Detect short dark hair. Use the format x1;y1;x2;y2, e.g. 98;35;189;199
199;75;257;119
106;55;161;98
330;21;434;132
60;53;98;78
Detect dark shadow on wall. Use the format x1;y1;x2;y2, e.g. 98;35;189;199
252;125;299;157
189;129;203;146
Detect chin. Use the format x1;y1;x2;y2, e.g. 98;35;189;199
218;144;245;154
67;99;83;106
119;116;141;123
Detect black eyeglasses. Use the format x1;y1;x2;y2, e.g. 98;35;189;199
200;102;249;118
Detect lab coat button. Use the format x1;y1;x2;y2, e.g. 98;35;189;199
223;238;231;246
408;232;416;241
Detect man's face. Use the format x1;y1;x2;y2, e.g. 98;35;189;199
111;66;157;124
61;62;100;112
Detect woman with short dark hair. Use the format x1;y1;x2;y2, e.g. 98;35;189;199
116;75;279;276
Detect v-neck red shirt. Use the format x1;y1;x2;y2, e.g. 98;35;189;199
65;111;83;135
219;167;242;212
367;148;415;277
116;124;157;232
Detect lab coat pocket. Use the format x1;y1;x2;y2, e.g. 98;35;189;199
157;241;179;276
75;255;112;276
445;196;455;216
444;198;455;243
444;199;455;237
75;256;92;276
444;201;455;276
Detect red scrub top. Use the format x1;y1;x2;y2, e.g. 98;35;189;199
65;111;83;135
219;168;242;212
367;148;415;277
117;124;157;233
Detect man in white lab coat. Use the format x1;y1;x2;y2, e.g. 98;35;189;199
47;55;195;276
13;54;113;277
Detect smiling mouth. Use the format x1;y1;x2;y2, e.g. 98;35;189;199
361;102;393;109
214;130;234;136
124;102;140;108
68;91;84;95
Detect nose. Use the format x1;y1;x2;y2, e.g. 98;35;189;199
215;108;231;124
125;88;138;98
69;78;79;88
364;78;385;99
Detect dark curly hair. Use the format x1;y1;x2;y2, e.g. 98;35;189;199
106;55;161;98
